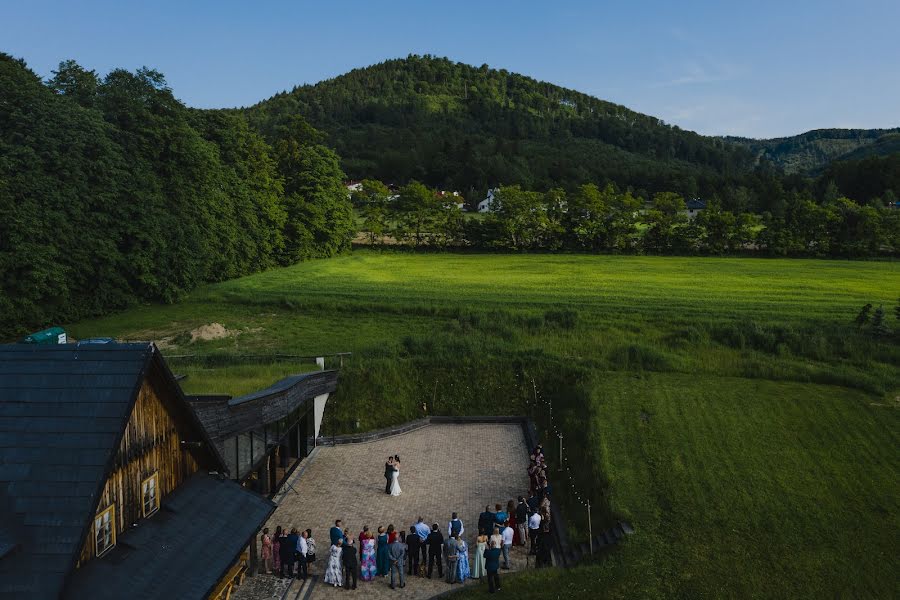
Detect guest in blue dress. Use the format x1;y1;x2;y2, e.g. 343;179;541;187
455;537;470;582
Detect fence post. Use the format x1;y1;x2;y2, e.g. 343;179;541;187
587;500;593;555
558;433;563;471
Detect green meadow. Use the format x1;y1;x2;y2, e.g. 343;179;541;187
69;251;899;597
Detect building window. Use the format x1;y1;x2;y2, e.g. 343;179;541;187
94;505;116;556
142;472;159;517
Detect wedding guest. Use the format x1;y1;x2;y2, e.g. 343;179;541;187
406;526;421;576
330;519;344;546
489;526;503;553
478;505;494;535
360;531;377;582
305;529;317;572
376;526;390;577
448;512;464;539
484;541;502;593
324;537;343;587
273;526;283;574
456;536;470;583
528;511;542;555
296;530;309;580
414;517;430;566
260;528;273;574
501;521;514;569
281;528;299;578
494;503;508;526
387;523;397;544
427;524;444;579
444;534;459;584
515;497;529;546
389;531;407;589
472;532;488;579
540;493;552;532
358;525;369;560
528;462;539;495
342;538;359;589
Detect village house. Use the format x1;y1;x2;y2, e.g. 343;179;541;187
478;187;500;213
685;198;706;219
0;342;337;600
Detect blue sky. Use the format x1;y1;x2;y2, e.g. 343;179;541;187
3;0;898;138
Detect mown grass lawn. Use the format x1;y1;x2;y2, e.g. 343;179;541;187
67;251;899;597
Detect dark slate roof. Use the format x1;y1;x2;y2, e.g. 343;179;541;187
0;343;153;600
64;473;275;600
686;198;707;210
187;370;339;443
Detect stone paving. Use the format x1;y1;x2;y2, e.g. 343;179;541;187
233;422;535;600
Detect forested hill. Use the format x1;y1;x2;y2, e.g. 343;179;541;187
726;128;900;174
244;55;759;198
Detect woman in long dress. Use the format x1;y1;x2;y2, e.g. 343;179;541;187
376;527;390;577
360;532;377;581
272;526;282;574
390;457;402;496
472;533;487;579
260;528;273;574
456;537;470;583
324;541;343;587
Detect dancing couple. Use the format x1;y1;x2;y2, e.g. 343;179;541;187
384;455;402;496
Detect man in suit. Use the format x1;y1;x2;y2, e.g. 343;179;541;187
426;524;444;579
444;534;459;584
330;519;344;546
281;528;299;578
478;505;494;535
389;531;407;589
406;526;421;576
341;538;359;589
384;457;394;494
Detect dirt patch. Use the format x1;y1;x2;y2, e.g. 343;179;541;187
190;322;230;342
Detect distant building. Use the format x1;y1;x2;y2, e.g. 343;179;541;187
685;198;706;219
478;188;499;213
345;180;363;193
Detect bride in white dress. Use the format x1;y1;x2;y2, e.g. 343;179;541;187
390;454;402;496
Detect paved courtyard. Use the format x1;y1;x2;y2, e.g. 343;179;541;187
233;422;534;600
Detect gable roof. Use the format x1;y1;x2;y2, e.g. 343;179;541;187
63;473;275;600
686;198;706;210
0;343;226;600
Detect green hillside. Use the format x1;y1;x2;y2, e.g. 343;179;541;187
727;128;900;174
244;55;758;197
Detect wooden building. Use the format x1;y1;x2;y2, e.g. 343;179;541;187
0;343;276;600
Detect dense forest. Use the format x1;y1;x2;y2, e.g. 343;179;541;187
353;180;899;257
0;54;354;337
245;55;765;200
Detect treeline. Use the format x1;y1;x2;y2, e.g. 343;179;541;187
355;180;899;256
0;55;354;336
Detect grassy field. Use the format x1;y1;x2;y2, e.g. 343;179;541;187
67;251;899;597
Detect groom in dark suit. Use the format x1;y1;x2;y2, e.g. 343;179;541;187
384;457;395;494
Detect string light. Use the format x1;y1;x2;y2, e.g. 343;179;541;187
523;378;594;510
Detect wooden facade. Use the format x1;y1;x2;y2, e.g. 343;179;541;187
76;370;201;567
